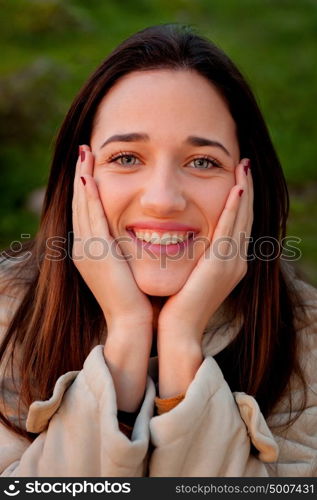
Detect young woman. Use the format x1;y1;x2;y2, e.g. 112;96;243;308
0;24;316;477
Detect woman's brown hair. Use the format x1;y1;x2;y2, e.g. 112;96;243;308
0;23;308;440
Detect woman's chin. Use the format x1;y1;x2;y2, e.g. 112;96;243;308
129;261;194;296
136;279;184;297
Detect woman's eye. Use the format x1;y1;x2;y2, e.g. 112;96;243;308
189;157;222;170
108;152;141;167
106;153;221;170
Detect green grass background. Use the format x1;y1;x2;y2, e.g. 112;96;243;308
1;0;316;285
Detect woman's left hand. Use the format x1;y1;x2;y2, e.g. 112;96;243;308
158;157;254;346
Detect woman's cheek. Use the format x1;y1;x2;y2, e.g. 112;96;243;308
206;180;234;237
94;178;119;237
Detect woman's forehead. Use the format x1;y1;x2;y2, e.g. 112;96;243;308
91;69;238;154
95;69;230;118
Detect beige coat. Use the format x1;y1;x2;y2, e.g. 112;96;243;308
0;260;316;477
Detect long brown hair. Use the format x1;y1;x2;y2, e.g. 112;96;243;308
0;23;308;440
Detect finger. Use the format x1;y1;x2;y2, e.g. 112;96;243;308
212;184;243;243
72;151;82;237
77;152;92;237
231;158;251;235
83;174;111;239
240;158;253;233
205;185;243;259
73;144;89;211
79;144;94;177
232;159;254;254
246;162;254;236
73;144;91;205
73;146;84;205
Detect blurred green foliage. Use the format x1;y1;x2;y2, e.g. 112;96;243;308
1;0;316;284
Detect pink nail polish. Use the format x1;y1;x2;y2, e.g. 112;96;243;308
80;149;85;162
80;176;86;186
239;189;244;197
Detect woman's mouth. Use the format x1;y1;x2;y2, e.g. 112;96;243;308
126;228;197;256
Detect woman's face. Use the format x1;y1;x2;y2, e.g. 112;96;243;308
90;69;240;296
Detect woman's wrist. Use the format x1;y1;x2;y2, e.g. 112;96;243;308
158;316;206;343
157;335;203;399
103;323;152;412
104;314;153;335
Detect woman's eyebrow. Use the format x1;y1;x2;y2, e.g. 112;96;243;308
100;133;149;149
186;136;231;157
100;132;231;157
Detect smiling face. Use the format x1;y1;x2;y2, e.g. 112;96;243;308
90;69;240;296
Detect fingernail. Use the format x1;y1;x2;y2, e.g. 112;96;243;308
80;176;86;186
239;189;244;197
80;149;86;162
242;158;251;175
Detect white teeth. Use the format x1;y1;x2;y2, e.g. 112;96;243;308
150;232;161;244
162;232;171;242
143;232;152;242
133;230;190;245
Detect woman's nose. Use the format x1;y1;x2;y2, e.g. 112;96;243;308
140;168;186;216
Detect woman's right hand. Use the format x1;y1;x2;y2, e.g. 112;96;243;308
72;145;153;330
72;145;153;411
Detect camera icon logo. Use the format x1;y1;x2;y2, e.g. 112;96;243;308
3;481;20;496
